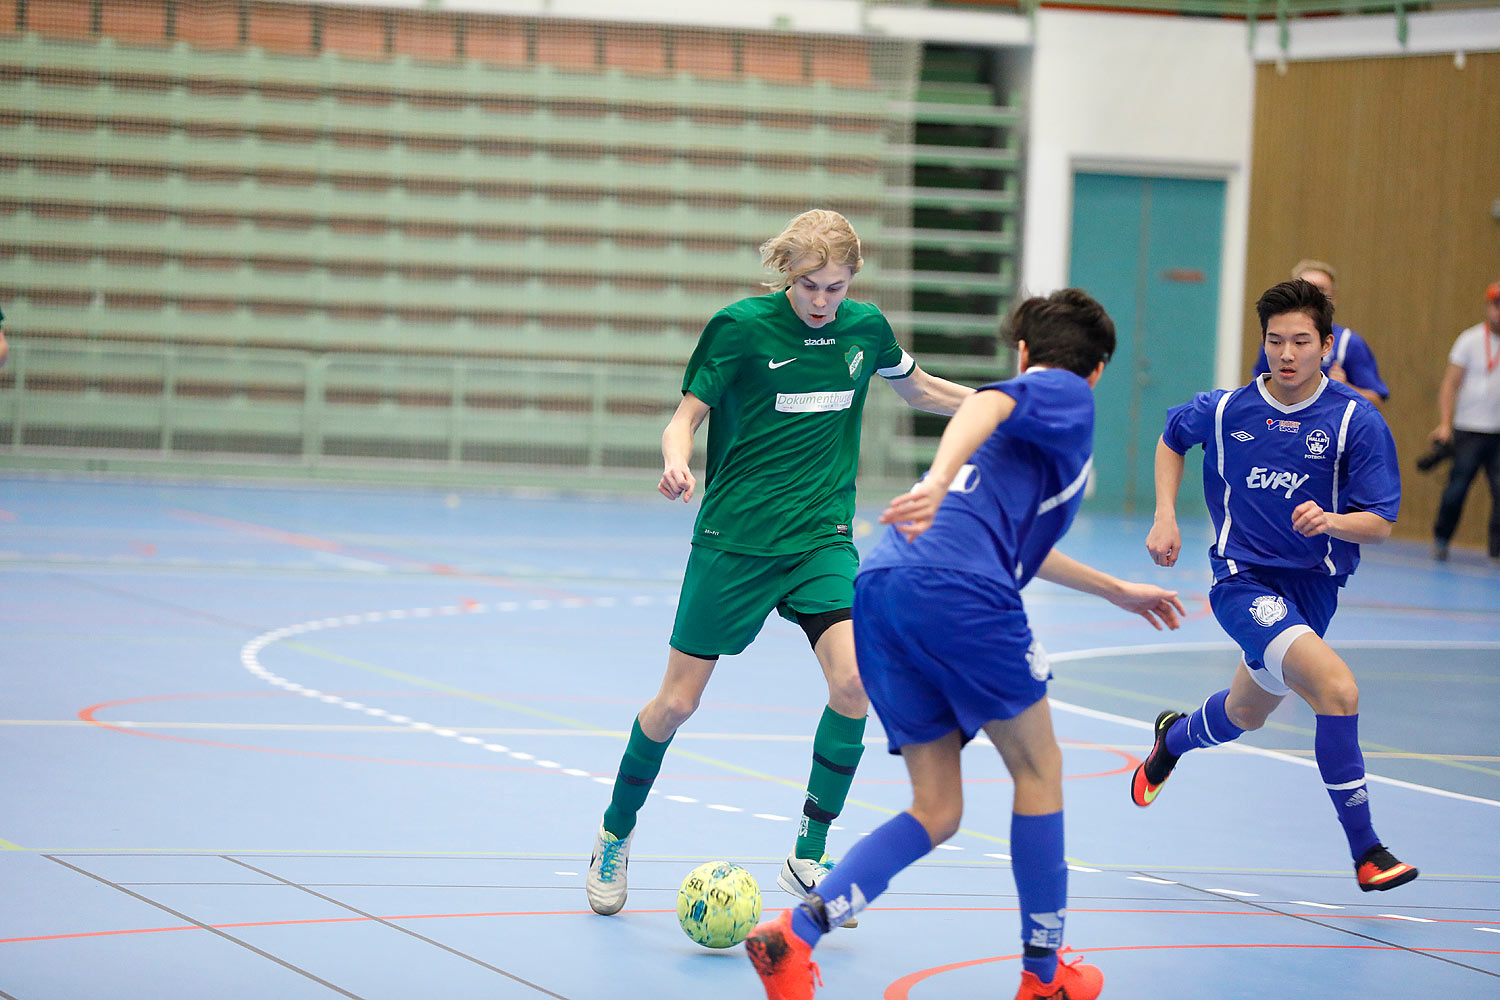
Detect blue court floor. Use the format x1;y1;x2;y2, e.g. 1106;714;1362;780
1;474;1496;999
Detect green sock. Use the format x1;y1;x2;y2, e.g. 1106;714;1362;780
794;706;867;860
601;717;672;839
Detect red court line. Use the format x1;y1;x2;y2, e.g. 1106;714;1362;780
0;509;16;522
884;942;1500;998
10;905;1496;948
168;508;578;600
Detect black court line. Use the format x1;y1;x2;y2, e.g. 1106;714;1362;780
223;857;572;999
1;988;23;999
1157;872;1500;979
44;856;368;999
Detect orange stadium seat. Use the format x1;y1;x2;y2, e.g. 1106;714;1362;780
28;0;91;38
321;7;387;58
248;2;315;54
742;34;804;84
176;0;242;49
1;0;17;35
394;11;457;62
100;0;169;44
463;15;528;66
673;28;736;79
810;37;872;86
603;25;667;75
536;20;597;71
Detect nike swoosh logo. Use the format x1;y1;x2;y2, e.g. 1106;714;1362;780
788;864;817;893
768;358;797;369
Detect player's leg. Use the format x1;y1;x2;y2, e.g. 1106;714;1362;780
589;547;775;915
777;544;870;901
1433;429;1484;559
587;647;715;915
1133;573;1295;807
1280;632;1418;890
1480;433;1500;559
985;699;1101;1000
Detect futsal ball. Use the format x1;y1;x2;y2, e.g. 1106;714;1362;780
676;861;762;949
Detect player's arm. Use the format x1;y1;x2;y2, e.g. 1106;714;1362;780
878;388;1013;541
1349;384;1383;408
1145;437;1187;567
660;392;710;502
1290;504;1393;545
885;363;974;415
1035;550;1185;631
1430;362;1464;443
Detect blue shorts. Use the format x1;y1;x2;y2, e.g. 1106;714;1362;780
1209;566;1343;697
853;566;1046;754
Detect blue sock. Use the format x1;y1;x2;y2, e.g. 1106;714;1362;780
1165;689;1245;757
1315;714;1379;861
789;810;931;948
1012;811;1067;984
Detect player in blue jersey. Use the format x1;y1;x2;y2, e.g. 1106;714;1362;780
1133;278;1417;892
1251;260;1387;408
746;288;1187;1000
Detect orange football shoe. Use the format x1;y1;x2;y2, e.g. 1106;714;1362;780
746;909;822;1000
1014;950;1104;1000
1130;710;1186;808
1356;844;1419;892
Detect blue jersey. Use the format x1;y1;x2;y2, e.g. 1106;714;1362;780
1252;323;1388;400
861;367;1095;589
1162;375;1399;581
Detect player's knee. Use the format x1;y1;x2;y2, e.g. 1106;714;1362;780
1227;701;1269;731
826;669;867;715
910;804;961;844
1319;677;1359;716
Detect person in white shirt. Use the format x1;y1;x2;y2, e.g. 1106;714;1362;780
1430;281;1500;562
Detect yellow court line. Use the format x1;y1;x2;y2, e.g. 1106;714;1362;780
0;837;25;851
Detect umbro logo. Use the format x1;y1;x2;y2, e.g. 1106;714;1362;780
768;358;797;369
1231;430;1255;442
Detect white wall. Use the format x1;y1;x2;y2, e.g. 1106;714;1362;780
1023;10;1256;390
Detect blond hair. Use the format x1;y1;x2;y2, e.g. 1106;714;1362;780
759;210;863;290
1291;258;1337;284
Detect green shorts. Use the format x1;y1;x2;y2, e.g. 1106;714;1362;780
670;541;858;658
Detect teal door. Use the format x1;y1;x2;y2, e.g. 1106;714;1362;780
1068;172;1223;514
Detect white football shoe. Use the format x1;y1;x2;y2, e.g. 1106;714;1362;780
777;852;858;928
586;824;632;916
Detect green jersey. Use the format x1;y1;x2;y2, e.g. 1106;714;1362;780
682;291;912;556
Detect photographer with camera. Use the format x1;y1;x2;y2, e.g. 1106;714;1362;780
1430;281;1500;563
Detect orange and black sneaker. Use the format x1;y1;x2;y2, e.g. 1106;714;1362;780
746;909;822;1000
1130;710;1186;808
1356;844;1419;892
1014;950;1104;1000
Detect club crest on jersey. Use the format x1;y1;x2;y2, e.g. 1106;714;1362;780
1249;594;1288;627
1267;418;1301;433
1305;428;1330;457
844;346;864;379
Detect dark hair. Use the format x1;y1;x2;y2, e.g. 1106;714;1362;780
1003;287;1115;378
1256;279;1333;341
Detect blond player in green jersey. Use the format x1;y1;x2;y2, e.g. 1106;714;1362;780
587;210;973;918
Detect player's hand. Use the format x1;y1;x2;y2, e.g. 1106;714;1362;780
1109;582;1186;631
1146;517;1181;567
1428;424;1452;445
659;465;696;502
1291;500;1332;537
879;479;942;542
1328;361;1347;384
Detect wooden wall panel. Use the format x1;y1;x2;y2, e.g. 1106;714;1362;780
1245;51;1500;550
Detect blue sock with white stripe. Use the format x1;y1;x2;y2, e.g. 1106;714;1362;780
1012;810;1067;984
789;810;932;948
1165;688;1245;757
1315;714;1378;861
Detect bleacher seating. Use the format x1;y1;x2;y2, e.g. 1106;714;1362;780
0;3;943;484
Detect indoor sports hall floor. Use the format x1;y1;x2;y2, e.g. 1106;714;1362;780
1;475;1496;999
